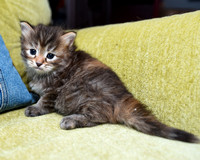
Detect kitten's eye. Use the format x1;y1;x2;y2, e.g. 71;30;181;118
46;53;55;60
30;49;37;55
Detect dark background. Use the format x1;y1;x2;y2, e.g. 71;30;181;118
49;0;200;29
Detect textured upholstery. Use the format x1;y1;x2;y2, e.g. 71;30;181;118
0;0;199;158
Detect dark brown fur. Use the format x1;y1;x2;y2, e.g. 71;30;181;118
20;22;199;143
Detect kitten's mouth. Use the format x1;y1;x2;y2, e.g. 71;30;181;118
34;67;44;72
35;67;43;70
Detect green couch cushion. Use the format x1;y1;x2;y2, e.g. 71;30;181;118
0;109;199;160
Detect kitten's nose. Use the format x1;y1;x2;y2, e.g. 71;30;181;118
36;62;42;67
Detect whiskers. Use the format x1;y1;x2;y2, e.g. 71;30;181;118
43;64;54;72
26;59;35;67
26;59;54;74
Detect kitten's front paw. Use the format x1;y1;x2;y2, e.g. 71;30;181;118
25;105;42;117
60;117;76;130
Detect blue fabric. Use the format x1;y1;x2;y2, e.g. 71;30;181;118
0;35;36;113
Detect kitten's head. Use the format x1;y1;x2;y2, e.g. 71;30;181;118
20;22;76;75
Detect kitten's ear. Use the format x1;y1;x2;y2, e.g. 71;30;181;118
20;22;34;37
61;32;76;47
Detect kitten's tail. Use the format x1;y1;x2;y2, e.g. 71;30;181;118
115;97;199;143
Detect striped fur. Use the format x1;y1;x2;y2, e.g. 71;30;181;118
20;22;199;143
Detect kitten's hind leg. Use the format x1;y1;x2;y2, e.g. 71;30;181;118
60;114;98;130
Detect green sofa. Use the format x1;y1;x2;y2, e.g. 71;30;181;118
0;0;199;160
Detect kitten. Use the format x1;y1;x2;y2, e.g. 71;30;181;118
20;22;199;143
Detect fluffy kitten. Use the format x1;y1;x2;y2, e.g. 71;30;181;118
20;22;199;143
